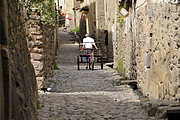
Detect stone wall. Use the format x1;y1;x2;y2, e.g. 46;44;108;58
73;0;81;29
65;0;74;30
135;2;179;100
95;0;117;62
113;1;179;101
87;1;96;38
0;0;7;119
96;0;105;42
113;1;137;79
104;0;117;62
28;10;55;89
0;0;38;119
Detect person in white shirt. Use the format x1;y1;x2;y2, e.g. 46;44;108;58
82;33;98;69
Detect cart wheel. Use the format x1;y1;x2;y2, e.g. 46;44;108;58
91;61;94;71
77;56;80;70
101;56;103;69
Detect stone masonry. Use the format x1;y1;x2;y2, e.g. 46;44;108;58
28;9;55;89
114;0;179;101
114;1;137;79
0;0;38;119
135;1;179;101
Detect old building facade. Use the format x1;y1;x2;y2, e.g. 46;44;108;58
74;0;117;61
55;0;81;30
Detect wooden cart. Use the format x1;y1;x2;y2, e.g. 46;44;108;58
77;47;103;70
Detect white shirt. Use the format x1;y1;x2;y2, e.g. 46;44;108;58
83;37;95;48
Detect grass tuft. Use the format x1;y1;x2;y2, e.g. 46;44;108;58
112;77;128;86
37;101;44;109
53;61;60;70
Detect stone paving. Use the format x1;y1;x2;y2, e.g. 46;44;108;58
37;30;163;120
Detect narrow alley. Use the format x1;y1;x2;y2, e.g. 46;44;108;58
1;0;179;120
37;30;159;120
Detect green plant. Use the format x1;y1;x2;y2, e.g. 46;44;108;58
117;16;125;27
117;55;125;75
118;5;126;13
70;27;80;32
53;61;60;70
37;1;60;26
112;78;128;86
117;4;127;27
48;79;54;83
37;101;44;109
22;0;60;26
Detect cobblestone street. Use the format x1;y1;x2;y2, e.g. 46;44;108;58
1;0;179;120
37;30;158;120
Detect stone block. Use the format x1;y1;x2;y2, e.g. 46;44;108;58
169;82;178;97
29;15;37;19
28;27;36;32
31;53;43;61
165;94;170;100
153;50;160;64
32;47;39;53
171;13;179;22
38;48;44;54
148;81;159;99
171;5;178;13
158;83;165;99
36;41;44;46
36;35;44;40
148;106;158;116
145;51;152;68
175;88;180;101
36;71;44;77
36;77;46;89
172;24;179;32
31;61;43;71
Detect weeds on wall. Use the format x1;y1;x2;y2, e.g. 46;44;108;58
117;4;127;27
118;5;126;13
22;0;60;26
117;16;125;28
117;55;125;76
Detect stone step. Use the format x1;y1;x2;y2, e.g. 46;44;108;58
105;62;114;68
167;106;180;120
167;106;180;114
120;80;138;84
